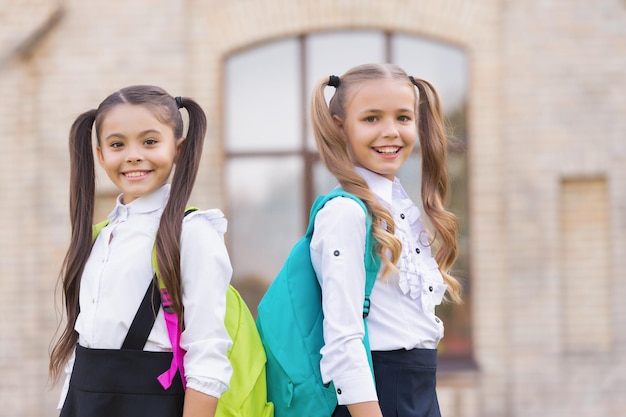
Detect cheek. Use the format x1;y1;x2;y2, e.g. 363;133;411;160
408;134;417;147
404;127;418;145
346;123;369;141
97;147;114;166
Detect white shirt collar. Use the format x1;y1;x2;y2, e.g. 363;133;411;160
354;167;395;206
108;184;171;219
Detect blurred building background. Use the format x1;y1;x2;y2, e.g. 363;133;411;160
1;0;625;416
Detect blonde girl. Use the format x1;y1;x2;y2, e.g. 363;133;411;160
310;63;461;417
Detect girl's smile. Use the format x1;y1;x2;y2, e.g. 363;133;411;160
373;146;402;157
122;170;152;178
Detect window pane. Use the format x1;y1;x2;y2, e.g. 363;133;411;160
306;30;386;91
392;35;467;114
313;160;338;196
305;30;386;150
225;157;304;312
225;39;302;152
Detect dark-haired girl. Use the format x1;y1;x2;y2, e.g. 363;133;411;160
50;85;232;417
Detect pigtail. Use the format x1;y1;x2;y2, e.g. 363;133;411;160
311;77;402;279
155;96;207;327
50;109;97;382
410;76;462;303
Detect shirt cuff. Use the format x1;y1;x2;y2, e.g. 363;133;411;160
333;373;378;405
186;376;229;399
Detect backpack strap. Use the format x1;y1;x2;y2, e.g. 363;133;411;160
306;188;380;307
92;219;111;241
153;206;198;390
307;188;381;374
152;206;199;302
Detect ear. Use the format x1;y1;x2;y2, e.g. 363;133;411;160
96;145;105;167
332;115;347;140
174;137;186;163
332;114;344;131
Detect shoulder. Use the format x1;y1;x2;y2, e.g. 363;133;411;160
318;196;367;219
182;208;228;236
314;196;367;231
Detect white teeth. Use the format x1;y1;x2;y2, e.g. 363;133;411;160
376;147;400;154
124;171;147;178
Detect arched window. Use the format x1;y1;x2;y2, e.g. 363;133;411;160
225;30;471;361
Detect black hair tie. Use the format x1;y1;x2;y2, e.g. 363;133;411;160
328;75;340;88
408;76;417;86
175;96;183;109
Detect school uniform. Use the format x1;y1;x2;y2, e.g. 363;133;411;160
58;184;233;417
311;167;445;417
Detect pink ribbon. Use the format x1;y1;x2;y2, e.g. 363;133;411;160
157;307;187;390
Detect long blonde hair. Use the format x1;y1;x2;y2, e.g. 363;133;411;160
310;63;462;303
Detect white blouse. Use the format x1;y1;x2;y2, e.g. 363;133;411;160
310;167;446;405
58;184;233;407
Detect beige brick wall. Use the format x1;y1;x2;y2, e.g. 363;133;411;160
500;1;626;415
1;0;625;416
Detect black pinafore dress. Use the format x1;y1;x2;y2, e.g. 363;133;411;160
60;282;185;417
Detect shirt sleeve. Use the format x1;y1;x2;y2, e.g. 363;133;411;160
179;209;233;398
310;197;378;405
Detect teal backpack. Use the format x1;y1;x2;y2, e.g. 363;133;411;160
92;208;274;417
256;189;381;417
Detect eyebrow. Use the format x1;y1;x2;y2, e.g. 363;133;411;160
359;108;414;114
104;129;162;141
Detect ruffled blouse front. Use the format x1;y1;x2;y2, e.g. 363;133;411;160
394;202;447;312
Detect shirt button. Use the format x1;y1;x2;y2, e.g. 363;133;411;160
92;298;95;304
415;247;420;254
435;318;441;323
336;388;342;395
400;213;405;219
333;250;340;256
429;286;433;292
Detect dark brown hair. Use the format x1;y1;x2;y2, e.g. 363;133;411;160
49;85;207;382
311;63;461;302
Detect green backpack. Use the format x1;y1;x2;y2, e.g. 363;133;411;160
92;208;274;417
256;189;380;417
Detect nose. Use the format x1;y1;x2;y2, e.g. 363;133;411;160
382;118;399;139
125;144;143;163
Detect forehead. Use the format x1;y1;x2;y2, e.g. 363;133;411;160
346;78;416;112
99;103;173;135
